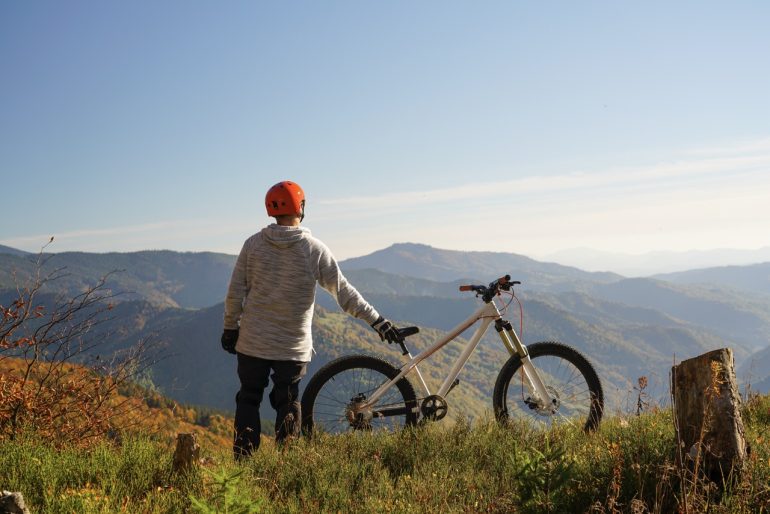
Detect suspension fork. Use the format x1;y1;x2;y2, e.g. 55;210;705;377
495;319;554;408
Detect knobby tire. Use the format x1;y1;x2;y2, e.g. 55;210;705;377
493;341;603;432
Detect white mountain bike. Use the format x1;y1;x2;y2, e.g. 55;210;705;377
301;275;603;435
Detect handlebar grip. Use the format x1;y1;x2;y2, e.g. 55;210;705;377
459;285;474;292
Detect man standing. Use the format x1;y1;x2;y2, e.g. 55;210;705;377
222;180;402;458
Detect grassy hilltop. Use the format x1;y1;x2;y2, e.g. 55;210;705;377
1;300;768;512
1;394;768;513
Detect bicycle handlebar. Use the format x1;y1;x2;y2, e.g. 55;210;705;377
458;275;521;302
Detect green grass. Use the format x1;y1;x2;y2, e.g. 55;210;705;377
2;398;769;513
0;432;200;513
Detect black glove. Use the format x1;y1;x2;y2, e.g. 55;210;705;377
221;329;239;354
370;316;402;344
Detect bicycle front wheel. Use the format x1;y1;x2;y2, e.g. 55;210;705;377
493;341;603;432
301;355;418;437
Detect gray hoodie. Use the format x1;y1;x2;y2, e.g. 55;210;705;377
223;224;380;361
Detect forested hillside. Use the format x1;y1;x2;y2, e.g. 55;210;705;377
0;250;236;308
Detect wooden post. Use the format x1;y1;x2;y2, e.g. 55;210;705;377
172;433;200;474
671;348;747;484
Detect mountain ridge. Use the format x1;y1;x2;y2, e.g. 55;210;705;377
0;244;29;256
342;246;770;352
542;246;770;276
340;242;621;292
654;261;770;297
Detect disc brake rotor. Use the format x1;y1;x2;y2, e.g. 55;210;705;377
525;386;561;417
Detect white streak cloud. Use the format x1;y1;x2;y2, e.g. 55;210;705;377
1;220;248;254
314;137;770;258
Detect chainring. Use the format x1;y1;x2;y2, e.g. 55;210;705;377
420;394;448;421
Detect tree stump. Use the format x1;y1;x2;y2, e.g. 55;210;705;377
671;348;747;484
172;433;200;474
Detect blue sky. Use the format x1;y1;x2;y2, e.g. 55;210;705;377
2;1;769;263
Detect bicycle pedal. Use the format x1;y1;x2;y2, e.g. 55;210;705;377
447;378;460;395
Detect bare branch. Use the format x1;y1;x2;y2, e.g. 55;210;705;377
0;253;160;447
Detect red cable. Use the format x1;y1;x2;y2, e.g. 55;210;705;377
497;290;524;340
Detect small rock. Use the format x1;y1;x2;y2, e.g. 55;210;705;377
0;491;31;514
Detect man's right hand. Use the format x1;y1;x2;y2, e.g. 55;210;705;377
221;329;239;354
370;316;403;344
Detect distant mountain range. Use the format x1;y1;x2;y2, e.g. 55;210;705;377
341;243;621;292
542;246;770;277
0;249;236;308
655;262;770;298
2;241;770;422
341;244;770;351
740;344;770;392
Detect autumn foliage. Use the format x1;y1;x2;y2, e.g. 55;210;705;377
0;261;151;447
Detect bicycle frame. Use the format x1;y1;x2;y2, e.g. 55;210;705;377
359;297;555;416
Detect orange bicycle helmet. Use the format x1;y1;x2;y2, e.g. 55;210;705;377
265;181;306;219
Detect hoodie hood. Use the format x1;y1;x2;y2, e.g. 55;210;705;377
261;224;310;248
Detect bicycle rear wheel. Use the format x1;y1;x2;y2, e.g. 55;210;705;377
493;341;603;432
301;355;418;437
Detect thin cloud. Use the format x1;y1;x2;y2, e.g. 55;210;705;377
327;175;770;258
683;136;770;157
318;137;770;258
1;221;187;249
318;145;770;213
0;219;246;253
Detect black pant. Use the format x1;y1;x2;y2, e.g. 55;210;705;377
233;353;307;458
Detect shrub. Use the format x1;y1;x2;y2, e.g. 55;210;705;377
0;256;154;447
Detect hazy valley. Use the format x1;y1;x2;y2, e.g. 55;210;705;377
2;242;769;422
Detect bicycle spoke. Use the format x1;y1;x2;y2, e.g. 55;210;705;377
496;343;602;432
303;357;416;435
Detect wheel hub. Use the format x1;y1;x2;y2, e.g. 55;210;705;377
524;387;561;417
346;393;373;429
